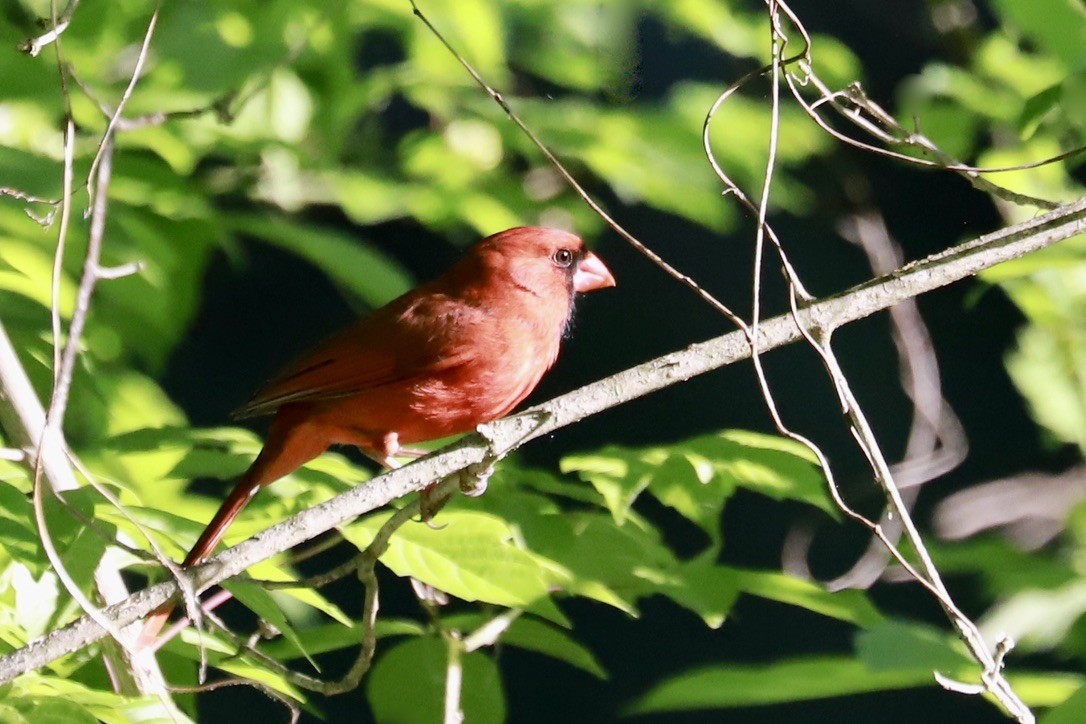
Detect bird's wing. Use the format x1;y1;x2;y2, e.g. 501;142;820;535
233;292;478;418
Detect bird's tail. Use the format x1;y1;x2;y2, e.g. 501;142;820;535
138;411;328;648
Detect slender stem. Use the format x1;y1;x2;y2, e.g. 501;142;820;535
443;631;463;724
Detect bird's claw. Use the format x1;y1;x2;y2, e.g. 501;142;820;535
419;484;452;526
457;461;493;497
417;461;494;523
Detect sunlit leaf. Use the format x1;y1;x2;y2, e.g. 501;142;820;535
342;510;567;623
561;429;831;531
627;657;931;713
1042;684;1086;724
167;628;306;703
2;671;190;724
731;569;884;628
990;0;1086;68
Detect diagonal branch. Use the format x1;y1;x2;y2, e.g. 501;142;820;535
0;195;1082;683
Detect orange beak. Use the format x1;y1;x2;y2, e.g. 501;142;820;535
573;251;616;293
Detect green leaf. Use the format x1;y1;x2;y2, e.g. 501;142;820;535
688;431;831;514
3;671;193;723
500;617;607;679
0;238;76;314
267;579;353;628
167;628;306;704
262;618;427;660
0;703;29;724
512;3;636;93
658;559;740;629
928;537;1075;596
166;446;253;482
560;449;649;524
646;452;727;540
1009;672;1084;709
436;611;608;677
103;425;263;455
0;481;44;573
627;657;931;713
513;95;734;230
855;620;974;673
514;510;739;625
342;510;567;624
90;206;220;372
1006;308;1086;455
561;429;831;533
21;699;95;724
367;637;504;724
1019;85;1062;138
513;511;665;615
1061;71;1086;134
1041;683;1086;724
223;580;318;671
990;0;1086;67
731;569;885;627
980;579;1086;653
8;565;59;641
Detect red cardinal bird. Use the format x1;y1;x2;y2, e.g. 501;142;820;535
141;226;614;643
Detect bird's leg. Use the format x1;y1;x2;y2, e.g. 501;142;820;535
361;433;487;520
419;487;452;523
360;433;444;524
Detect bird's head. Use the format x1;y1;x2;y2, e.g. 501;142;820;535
470;226;616;303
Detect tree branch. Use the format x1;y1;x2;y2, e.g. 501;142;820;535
0;195;1083;684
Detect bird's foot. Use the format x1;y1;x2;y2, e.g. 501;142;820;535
418;461;494;523
419;483;452;525
456;461;493;498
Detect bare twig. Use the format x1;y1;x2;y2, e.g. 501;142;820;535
785;62;1073;209
2;195;1083;683
21;2;177;707
50;118;74;381
698;2;1036;719
19;0;79;57
461;609;521;653
0;186;59;224
443;629;463;724
783;208;968;590
34;137;134;648
170;678;301;724
84;3;161;208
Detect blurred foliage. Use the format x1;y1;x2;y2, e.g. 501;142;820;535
0;0;1084;721
889;0;1086;721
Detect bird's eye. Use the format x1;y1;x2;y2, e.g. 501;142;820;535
552;248;574;268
